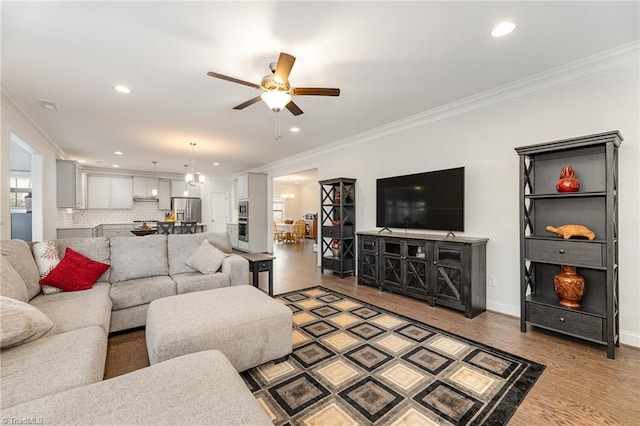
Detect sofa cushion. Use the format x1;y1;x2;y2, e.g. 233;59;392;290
31;240;62;295
0;296;57;349
0;350;272;425
172;272;231;295
56;237;111;282
187;240;229;274
30;282;111;305
30;292;112;335
39;248;110;292
109;276;176;311
109;234;169;283
0;255;29;302
168;232;232;276
0;326;107;409
0;239;41;300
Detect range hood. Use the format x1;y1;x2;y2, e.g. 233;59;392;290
133;195;158;202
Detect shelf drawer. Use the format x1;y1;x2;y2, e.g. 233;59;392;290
250;261;272;272
323;226;354;238
526;239;605;267
526;302;604;342
323;257;354;271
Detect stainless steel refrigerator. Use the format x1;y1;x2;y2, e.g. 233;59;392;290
171;197;202;222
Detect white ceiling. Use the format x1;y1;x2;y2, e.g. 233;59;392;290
2;1;638;179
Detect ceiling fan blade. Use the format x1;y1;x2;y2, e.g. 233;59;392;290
274;52;296;83
207;71;261;90
292;87;341;96
286;100;304;116
233;96;262;110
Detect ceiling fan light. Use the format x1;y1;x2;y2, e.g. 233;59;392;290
261;91;291;112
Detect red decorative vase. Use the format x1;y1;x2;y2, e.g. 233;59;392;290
556;166;580;192
553;265;585;308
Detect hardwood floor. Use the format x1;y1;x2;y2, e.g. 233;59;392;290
105;239;640;425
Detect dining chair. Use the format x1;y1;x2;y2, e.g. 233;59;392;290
181;221;197;234
273;221;284;243
293;220;306;244
156;221;175;235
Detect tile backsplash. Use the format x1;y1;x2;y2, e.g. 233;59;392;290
57;202;170;227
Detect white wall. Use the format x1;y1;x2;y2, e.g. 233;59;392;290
1;90;61;240
260;63;639;347
273;179;319;220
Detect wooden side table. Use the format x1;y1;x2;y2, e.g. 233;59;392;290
237;252;275;296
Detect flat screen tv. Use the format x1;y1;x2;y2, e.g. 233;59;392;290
376;167;464;232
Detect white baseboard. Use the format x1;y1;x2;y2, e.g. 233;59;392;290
620;330;640;348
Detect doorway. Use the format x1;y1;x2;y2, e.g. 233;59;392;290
209;191;229;233
9;133;43;241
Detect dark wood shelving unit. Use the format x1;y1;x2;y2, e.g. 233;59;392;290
515;130;622;358
319;178;356;278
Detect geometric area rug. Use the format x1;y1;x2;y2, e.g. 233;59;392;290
241;286;545;425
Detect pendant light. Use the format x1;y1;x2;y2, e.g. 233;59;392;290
151;161;158;196
185;142;205;186
183;165;189;196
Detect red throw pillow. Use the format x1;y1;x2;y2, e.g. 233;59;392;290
39;247;110;292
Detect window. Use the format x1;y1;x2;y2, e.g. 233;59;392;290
10;175;31;209
273;200;284;221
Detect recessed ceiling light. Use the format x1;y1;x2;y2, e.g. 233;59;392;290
491;21;516;37
114;151;123;155
112;164;120;168
491;22;516;37
113;85;131;94
290;127;300;133
212;162;220;166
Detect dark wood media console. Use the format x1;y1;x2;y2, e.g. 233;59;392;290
357;231;488;318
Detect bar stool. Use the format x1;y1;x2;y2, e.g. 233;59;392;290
156;221;175;235
181;222;197;234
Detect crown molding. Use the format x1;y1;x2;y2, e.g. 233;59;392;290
1;84;66;158
258;40;639;173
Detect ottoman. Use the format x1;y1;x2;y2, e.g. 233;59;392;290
146;285;292;371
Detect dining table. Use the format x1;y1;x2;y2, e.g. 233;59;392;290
276;223;296;243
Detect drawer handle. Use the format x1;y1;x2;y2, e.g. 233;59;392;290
559;249;565;254
559;317;566;322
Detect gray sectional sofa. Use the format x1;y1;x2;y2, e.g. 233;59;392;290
0;232;271;424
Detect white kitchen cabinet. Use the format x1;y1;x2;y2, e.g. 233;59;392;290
236;174;248;199
87;175;133;209
87;176;111;209
171;179;200;198
133;177;158;198
158;179;171;210
226;223;239;249
111;177;134;208
56;160;84;209
171;180;186;197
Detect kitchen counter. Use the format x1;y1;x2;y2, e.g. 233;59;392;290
56;222;207;238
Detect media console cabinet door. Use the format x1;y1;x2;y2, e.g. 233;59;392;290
356;232;487;318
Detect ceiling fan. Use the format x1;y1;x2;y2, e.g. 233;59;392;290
207;52;340;116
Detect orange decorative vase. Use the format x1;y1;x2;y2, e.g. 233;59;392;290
553;265;585;308
556;166;580;192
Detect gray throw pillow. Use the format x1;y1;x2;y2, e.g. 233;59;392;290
186;240;228;275
0;296;57;349
0;255;29;302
